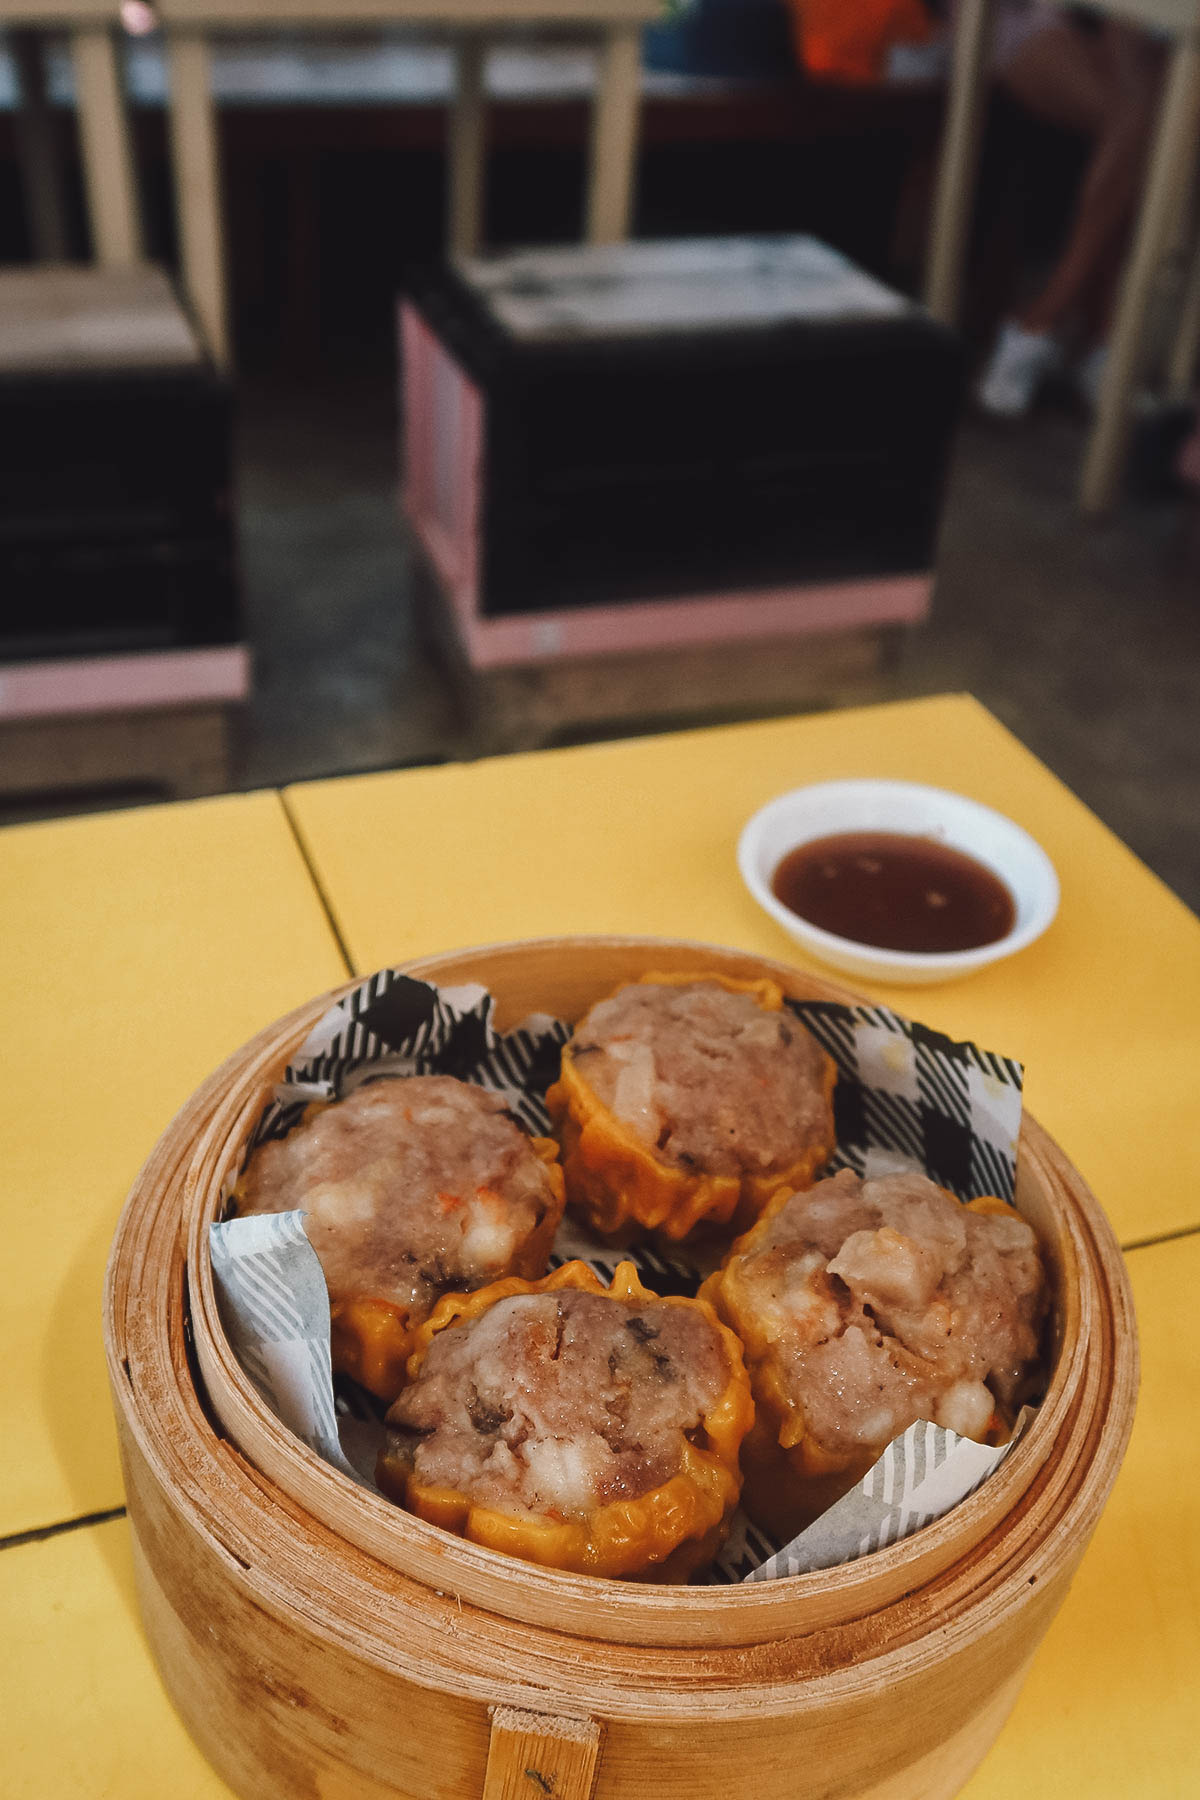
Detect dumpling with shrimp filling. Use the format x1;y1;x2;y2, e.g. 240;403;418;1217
546;973;836;1240
376;1260;754;1580
702;1167;1049;1537
233;1075;564;1401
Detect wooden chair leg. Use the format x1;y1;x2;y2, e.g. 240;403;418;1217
448;34;487;257
166;30;230;372
924;0;994;326
71;24;142;266
586;22;641;245
1167;211;1200;400
1080;31;1200;514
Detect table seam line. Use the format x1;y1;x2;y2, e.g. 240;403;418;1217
1120;1222;1200;1255
0;1504;126;1554
278;789;358;978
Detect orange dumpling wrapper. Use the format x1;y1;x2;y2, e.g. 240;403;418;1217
236;1104;564;1405
546;972;837;1241
328;1133;564;1402
377;1259;755;1581
702;1189;1016;1539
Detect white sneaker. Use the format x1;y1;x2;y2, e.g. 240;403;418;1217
975;322;1062;418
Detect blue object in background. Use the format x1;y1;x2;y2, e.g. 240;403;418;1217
644;0;796;80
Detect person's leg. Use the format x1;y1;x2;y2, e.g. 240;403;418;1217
1000;19;1110;141
975;22;1108;413
977;22;1158;414
1008;23;1160;336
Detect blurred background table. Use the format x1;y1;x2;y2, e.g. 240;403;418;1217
154;0;662;366
2;692;1198;1797
0;0;662;367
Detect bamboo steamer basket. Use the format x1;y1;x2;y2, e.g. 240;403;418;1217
104;937;1137;1800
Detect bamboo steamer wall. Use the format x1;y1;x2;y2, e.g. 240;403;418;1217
104;938;1138;1800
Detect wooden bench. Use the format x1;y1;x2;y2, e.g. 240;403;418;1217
0;260;247;809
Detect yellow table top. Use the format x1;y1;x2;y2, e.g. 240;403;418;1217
0;793;348;1541
3;1229;1194;1799
285;693;1200;1248
960;1232;1200;1800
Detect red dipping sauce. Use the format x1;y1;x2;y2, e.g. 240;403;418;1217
771;832;1016;955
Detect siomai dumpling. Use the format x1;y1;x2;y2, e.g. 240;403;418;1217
546;973;836;1241
376;1260;753;1580
233;1075;565;1401
702;1167;1048;1537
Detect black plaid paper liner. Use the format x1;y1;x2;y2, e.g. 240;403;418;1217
234;973;1023;1267
791;1000;1023;1205
239;971;571;1166
212;967;1029;1583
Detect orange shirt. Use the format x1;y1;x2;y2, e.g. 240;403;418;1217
790;0;935;85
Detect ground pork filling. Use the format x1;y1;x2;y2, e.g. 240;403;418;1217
383;1291;729;1521
568;981;831;1177
737;1168;1047;1453
235;1075;560;1319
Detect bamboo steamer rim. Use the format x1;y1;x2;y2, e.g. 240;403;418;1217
160;934;1133;1651
107;1080;1130;1725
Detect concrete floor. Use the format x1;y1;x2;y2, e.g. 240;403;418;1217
234;371;1200;916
